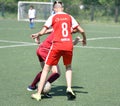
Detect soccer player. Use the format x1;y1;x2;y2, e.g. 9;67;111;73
27;29;81;98
28;5;36;29
27;32;60;98
31;1;86;101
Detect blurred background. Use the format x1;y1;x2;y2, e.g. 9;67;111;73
0;0;120;23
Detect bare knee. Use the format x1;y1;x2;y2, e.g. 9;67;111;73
65;64;72;71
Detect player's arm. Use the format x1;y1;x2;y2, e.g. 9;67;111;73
31;14;53;39
44;28;53;34
71;16;86;46
72;29;79;33
31;27;53;44
31;27;47;39
76;25;86;46
71;27;85;45
31;27;47;44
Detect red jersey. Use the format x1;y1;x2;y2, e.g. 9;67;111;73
44;12;79;51
36;33;53;61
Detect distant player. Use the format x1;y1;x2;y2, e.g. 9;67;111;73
28;5;36;29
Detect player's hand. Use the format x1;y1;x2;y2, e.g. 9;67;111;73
31;33;40;44
34;37;40;44
31;33;38;39
81;39;86;46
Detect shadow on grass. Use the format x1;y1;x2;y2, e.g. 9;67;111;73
50;85;88;96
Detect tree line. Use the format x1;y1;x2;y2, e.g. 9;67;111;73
0;0;120;22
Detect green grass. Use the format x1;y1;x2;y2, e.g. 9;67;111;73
0;19;120;106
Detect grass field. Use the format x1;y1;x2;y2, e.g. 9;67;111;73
0;19;120;106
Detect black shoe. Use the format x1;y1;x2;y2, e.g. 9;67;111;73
44;93;52;98
66;91;76;100
66;88;76;100
27;85;37;91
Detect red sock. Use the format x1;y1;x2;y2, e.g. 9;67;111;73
47;73;60;83
30;71;42;87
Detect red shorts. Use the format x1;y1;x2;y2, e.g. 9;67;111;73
36;47;49;62
45;49;73;65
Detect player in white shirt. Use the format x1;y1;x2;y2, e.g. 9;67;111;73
28;5;36;29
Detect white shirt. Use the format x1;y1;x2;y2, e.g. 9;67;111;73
28;9;36;18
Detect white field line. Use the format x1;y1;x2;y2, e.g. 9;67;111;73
0;44;37;49
75;46;120;50
0;40;35;44
74;36;120;50
75;36;120;50
0;36;120;50
87;36;120;41
0;40;37;48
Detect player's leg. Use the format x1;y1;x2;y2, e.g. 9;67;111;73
38;64;51;94
31;64;52;101
29;18;32;28
46;50;61;84
27;55;45;91
31;49;60;101
41;65;60;98
30;18;34;28
65;64;72;89
65;64;76;100
63;51;76;100
47;65;60;83
27;71;42;91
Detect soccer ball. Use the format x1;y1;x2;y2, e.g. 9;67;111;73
42;82;51;94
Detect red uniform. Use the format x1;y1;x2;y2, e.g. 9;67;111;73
36;33;53;62
29;33;60;89
44;12;79;65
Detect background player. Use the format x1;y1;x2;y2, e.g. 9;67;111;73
28;5;36;29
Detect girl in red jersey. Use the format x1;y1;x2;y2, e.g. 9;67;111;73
28;30;81;98
27;33;60;98
31;1;86;101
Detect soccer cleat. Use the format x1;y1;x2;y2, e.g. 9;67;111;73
66;87;76;100
44;93;52;98
27;85;37;91
31;93;41;101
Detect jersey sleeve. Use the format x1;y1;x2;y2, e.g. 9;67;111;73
71;16;79;29
44;15;53;28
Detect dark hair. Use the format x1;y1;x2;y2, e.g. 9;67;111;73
30;5;34;8
53;1;64;8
